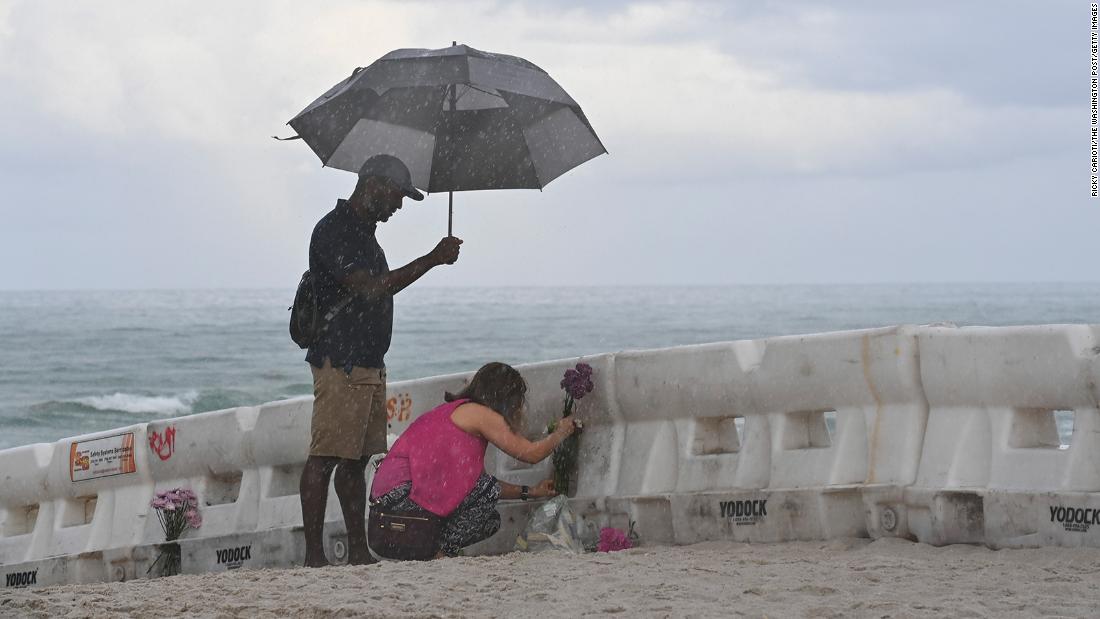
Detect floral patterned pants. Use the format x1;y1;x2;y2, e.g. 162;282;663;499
373;473;502;556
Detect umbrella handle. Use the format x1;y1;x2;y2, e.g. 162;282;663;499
446;48;457;238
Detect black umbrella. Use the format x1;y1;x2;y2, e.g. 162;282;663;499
283;43;607;234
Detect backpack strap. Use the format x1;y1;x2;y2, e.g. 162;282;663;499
322;294;355;322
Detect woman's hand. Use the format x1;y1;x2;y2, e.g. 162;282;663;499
552;416;579;440
534;479;557;498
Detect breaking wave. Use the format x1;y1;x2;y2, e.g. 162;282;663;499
70;391;199;416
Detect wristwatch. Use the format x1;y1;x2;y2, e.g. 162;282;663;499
520;485;530;501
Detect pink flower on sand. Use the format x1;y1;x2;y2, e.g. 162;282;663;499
597;527;633;552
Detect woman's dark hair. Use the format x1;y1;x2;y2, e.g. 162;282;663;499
445;362;527;431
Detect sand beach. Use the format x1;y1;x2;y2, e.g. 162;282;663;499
5;538;1100;618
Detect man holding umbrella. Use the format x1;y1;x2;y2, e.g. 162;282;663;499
299;154;461;567
285;42;604;566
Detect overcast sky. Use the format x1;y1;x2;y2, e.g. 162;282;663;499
0;0;1095;289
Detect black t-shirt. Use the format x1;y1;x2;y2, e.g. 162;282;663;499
305;200;392;370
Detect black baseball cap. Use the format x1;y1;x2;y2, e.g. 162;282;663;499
359;154;424;201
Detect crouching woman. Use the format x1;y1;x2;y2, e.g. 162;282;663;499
369;362;578;558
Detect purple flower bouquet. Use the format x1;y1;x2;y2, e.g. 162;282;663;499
547;362;593;496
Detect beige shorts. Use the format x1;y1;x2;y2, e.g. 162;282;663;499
309;359;388;460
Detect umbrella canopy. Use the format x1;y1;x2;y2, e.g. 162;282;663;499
286;44;606;194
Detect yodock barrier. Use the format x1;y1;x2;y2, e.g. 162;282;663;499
606;326;927;547
0;423;155;587
2;324;1099;590
873;325;1100;548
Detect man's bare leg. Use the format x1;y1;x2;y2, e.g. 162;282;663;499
334;456;374;565
300;455;339;567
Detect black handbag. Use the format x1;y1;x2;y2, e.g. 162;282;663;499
368;506;443;561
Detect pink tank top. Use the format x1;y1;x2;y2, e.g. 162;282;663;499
370;399;488;517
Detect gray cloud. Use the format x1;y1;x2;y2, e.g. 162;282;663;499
0;0;1095;290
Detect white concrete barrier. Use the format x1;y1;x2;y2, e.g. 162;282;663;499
875;324;1100;548
605;327;927;545
0;423;157;585
603;342;753;545
741;326;925;544
0;444;53;565
751;326;926;489
4;324;1099;590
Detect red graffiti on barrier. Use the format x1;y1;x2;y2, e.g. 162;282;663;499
148;426;176;461
386;393;413;422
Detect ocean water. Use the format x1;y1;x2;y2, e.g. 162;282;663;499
1;284;1098;451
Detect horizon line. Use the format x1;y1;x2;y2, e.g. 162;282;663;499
2;281;1100;293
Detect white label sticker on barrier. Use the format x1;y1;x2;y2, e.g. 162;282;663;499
69;432;137;482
